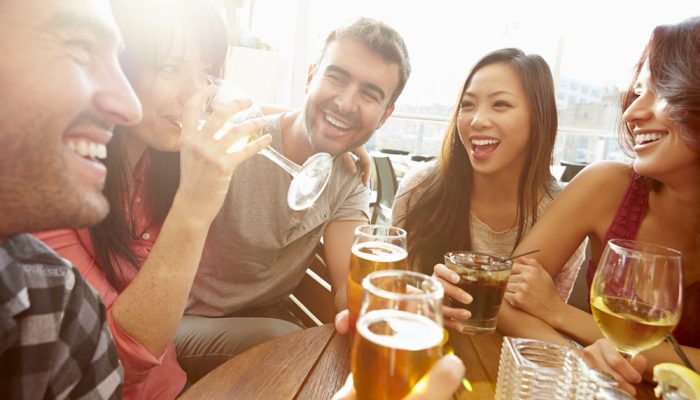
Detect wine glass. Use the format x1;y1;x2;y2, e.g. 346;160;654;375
204;75;333;211
352;270;445;400
590;239;683;358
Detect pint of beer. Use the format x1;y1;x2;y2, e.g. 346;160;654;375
347;225;408;331
352;270;444;400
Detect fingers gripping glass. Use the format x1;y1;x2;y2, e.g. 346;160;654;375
352;270;445;400
203;76;333;211
590;239;683;358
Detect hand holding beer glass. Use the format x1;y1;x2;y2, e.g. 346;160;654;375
590;239;683;358
348;225;408;331
352;270;445;400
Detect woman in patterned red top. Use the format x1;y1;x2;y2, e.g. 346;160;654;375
447;17;700;396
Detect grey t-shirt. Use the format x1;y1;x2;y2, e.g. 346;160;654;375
187;114;370;317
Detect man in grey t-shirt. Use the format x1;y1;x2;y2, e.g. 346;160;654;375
174;17;412;381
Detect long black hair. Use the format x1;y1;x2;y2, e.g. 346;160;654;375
396;48;558;274
90;0;228;290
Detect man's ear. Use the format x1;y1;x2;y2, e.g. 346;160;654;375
305;63;317;94
377;104;395;129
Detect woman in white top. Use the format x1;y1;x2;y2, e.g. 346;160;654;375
392;48;585;332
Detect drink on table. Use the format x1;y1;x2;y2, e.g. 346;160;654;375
444;251;512;334
352;270;444;400
590;239;683;358
347;225;408;331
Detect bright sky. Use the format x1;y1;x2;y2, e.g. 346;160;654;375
250;0;699;108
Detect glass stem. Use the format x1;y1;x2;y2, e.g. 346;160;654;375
259;148;302;177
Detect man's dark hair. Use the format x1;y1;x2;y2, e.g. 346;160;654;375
318;17;411;107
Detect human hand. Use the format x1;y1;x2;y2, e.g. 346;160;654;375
176;86;271;224
504;257;564;326
341;146;371;186
433;263;472;333
582;338;647;396
331;354;465;400
334;309;350;335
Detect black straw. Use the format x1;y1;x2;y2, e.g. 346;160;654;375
503;249;541;262
666;334;697;372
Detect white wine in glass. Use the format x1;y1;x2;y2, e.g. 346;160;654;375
204;75;333;211
590;239;683;357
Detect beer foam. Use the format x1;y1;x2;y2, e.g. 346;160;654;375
357;309;443;351
352;242;407;263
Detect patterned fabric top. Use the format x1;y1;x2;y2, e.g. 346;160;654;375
585;172;649;288
0;234;122;399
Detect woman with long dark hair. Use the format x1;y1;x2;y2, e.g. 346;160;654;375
34;0;272;398
393;48;585;332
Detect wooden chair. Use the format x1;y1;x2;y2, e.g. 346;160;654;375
370;154;398;226
560;160;588;183
288;244;336;327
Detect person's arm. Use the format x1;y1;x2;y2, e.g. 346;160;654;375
36;228;165;386
497;163;632;342
110;89;270;357
640;343;700;375
324;220;367;311
496;301;573;347
512;162;631;279
504;257;604;345
324;170;371;311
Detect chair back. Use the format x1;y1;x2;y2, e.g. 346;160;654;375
370;154;398;226
560;160;588;183
288;244;335;327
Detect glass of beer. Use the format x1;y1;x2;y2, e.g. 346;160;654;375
444;251;512;334
590;239;683;357
348;225;408;331
352;270;445;400
204;75;333;211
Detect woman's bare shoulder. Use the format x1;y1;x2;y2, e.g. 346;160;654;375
552;161;634;226
565;161;634;195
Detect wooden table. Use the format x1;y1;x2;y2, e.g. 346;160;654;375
180;324;657;399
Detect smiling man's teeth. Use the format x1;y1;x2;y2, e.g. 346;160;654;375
325;115;351;130
471;139;500;146
635;133;667;145
67;140;108;159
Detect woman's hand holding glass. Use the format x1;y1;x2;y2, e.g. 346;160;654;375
582;338;647;395
432;263;473;332
177;85;271;225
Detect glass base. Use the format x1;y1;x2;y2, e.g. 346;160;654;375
287;152;333;210
456;318;497;335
